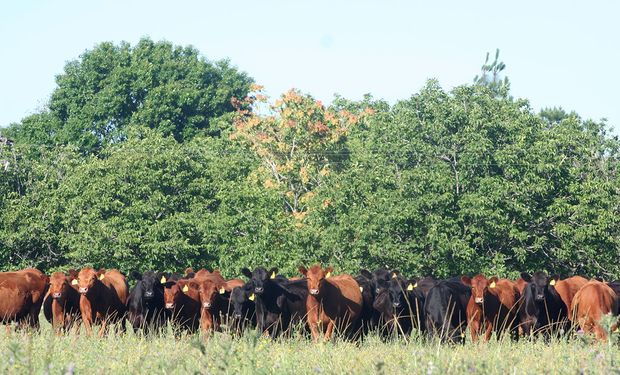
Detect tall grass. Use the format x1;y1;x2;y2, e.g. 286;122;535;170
0;318;619;374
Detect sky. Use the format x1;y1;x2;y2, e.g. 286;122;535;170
1;0;619;134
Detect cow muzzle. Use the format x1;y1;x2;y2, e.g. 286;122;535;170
254;287;264;294
144;291;154;298
310;288;320;295
475;297;484;304
203;302;212;309
392;302;401;308
535;294;545;301
52;292;62;299
234;313;242;318
79;287;88;294
165;303;174;309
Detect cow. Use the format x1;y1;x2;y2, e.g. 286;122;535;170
424;278;471;343
518;272;568;338
241;267;308;338
372;272;429;337
554;275;588;320
164;276;200;334
572;280;619;341
229;286;256;333
0;268;49;330
357;268;392;333
460;275;520;342
43;270;81;333
299;264;363;342
127;271;168;334
76;267;129;336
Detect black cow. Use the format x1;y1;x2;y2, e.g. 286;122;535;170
357;268;392;333
519;272;567;338
127;271;168;334
229;286;256;333
424;278;471;343
240;267;308;337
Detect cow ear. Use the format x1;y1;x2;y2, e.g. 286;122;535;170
269;267;279;279
241;268;252;279
67;269;79;279
325;266;334;278
298;266;308;276
489;276;499;284
184;267;194;276
360;269;372;279
520;272;532;282
131;271;142;281
461;276;472;286
96;269;106;280
549;275;560;286
42;275;50;285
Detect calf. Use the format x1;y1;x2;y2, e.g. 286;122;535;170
299;264;363;342
0;268;49;330
229;286;256;332
424;278;471;343
357;268;392;333
572;280;619;341
43;270;81;333
461;275;520;342
373;273;428;337
127;271;168;334
519;272;567;338
164;277;200;333
76;267;129;336
241;267;308;337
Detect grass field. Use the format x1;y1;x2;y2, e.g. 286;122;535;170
1;319;620;375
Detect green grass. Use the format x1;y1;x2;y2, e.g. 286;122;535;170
1;319;620;374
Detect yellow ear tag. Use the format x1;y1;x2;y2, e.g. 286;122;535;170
160;276;167;284
248;293;255;301
98;274;105;280
219;287;226;294
550;279;556;286
182;285;189;293
460;332;465;338
392;273;397;279
490;281;496;289
71;279;78;285
326;272;331;278
407;283;414;291
270;271;276;279
359;286;364;292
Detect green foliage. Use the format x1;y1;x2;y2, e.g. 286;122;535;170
1;40;619;279
474;49;510;98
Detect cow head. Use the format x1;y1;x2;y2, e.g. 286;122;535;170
387;272;417;309
299;264;333;296
76;267;105;295
195;279;226;310
360;268;391;296
241;267;278;295
461;275;498;304
132;271;164;300
48;271;71;300
230;286;252;319
163;281;181;310
521;271;559;302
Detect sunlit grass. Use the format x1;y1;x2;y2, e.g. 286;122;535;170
0;318;619;374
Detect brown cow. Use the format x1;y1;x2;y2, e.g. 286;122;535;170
461;275;520;342
299;264;363;342
554;275;588;320
164;278;201;333
514;277;528;295
0;268;48;330
43;270;81;333
572;280;619;341
76;267;129;336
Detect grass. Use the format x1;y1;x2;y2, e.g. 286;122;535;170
1;319;620;374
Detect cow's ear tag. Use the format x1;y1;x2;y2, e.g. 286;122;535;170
160;276;167;284
71;279;78;285
270;271;276;279
98;274;105;280
550;279;556;286
219;287;226;294
359;286;364;292
407;283;414;291
182;285;189;293
490;281;496;289
326;272;331;278
392;273;397;279
248;293;255;301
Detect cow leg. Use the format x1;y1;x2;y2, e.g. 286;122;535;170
324;320;335;342
469;318;480;343
483;319;493;342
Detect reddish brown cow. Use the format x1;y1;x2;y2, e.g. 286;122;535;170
461;275;520;342
76;267;129;336
554;276;588;320
186;272;243;334
572;280;619;341
43;270;81;333
0;268;49;330
164;278;201;333
299;264;363;342
514;278;528;295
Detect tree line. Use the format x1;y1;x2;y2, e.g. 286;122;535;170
1;39;618;279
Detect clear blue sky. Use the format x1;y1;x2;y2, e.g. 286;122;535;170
1;1;618;133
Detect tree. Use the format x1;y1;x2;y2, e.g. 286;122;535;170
3;38;253;153
474;49;510;98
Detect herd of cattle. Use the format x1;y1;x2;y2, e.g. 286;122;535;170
2;265;619;343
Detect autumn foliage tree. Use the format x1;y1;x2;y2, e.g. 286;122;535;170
231;88;373;221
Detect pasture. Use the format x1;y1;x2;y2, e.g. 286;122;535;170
1;322;619;374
